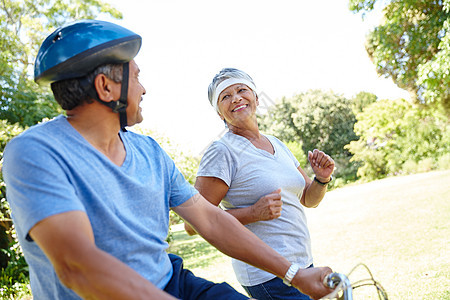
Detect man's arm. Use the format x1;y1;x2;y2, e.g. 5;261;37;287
174;195;333;300
184;176;282;235
29;210;176;300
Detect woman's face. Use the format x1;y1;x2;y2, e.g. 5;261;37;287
217;83;258;125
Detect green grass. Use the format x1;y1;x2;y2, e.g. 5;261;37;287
167;227;247;294
169;170;450;299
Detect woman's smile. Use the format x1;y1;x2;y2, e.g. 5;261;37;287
232;104;248;112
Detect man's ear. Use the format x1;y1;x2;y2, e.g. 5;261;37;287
255;93;259;106
94;74;120;102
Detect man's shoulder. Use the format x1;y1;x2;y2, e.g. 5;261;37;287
121;130;171;162
6;116;65;147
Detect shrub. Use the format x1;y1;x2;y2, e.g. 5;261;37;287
437;153;450;170
332;154;359;184
418;158;434;173
332;177;347;189
285;140;307;167
0;241;30;300
346;99;449;181
402;159;418;174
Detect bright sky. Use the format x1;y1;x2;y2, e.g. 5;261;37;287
99;0;410;155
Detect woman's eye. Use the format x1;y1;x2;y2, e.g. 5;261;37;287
221;95;229;101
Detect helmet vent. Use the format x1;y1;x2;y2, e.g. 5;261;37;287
52;32;62;43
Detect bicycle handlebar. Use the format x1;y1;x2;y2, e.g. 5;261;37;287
322;272;353;300
320;264;387;300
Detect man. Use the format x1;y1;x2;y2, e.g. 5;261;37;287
2;19;333;300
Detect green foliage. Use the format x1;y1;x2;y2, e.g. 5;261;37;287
0;120;24;156
349;0;449;112
403;157;435;174
258;90;361;184
0;122;25;281
0;0;122;128
0;241;30;300
0;82;63;127
437;153;450;170
417;13;450;113
1;0;122;70
257;96;301;142
349;0;377;13
291;90;358;157
0;121;25;232
259;90;358;157
346;98;449;180
285;140;307;167
331;154;361;187
351;91;378;115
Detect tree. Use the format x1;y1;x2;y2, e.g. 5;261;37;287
258;96;302;142
349;0;449;112
1;0;123;127
260;90;357;157
258;90;359;183
417;7;450;113
351;91;378;115
345;98;450;180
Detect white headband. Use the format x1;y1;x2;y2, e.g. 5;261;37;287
211;78;257;112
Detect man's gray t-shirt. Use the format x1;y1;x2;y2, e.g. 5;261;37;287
197;132;313;286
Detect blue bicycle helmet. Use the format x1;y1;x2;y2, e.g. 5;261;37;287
34;19;142;129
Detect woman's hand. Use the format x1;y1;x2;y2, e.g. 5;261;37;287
251;189;282;221
308;149;335;182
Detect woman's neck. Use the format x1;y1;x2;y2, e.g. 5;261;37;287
228;121;261;141
228;123;274;154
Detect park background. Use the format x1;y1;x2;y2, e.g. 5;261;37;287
1;0;449;299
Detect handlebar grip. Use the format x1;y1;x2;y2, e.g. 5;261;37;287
323;272;353;300
323;272;342;288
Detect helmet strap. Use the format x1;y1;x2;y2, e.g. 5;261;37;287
117;62;129;131
79;62;129;131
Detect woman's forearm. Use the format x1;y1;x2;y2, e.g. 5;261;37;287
302;179;329;208
225;206;259;225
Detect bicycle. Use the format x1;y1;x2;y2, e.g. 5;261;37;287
321;263;388;300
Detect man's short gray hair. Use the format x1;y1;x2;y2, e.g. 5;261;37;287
51;63;123;110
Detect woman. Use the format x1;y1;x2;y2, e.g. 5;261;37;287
185;68;334;300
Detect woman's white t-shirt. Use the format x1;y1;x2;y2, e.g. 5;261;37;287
197;132;313;286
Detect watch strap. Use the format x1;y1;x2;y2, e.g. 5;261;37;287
283;263;301;286
313;176;333;185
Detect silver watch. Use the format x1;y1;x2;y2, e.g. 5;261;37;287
283;263;301;286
